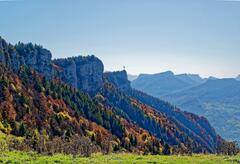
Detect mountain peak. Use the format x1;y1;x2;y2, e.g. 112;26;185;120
156;71;174;76
104;70;131;91
132;70;202;97
206;76;218;80
137;73;150;79
176;73;204;84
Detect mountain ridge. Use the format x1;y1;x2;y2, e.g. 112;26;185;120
131;71;202;97
0;36;237;155
131;69;240;143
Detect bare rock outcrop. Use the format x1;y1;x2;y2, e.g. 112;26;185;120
0;36;104;95
104;70;131;91
53;56;104;94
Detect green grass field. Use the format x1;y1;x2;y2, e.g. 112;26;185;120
0;151;240;164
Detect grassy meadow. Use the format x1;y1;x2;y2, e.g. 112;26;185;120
0;151;240;164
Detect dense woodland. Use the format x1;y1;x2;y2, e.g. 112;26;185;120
0;64;168;155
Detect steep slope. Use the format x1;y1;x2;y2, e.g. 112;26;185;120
164;79;240;142
53;56;104;95
131;71;202;97
0;39;53;79
103;70;233;153
0;63;166;154
0;37;166;154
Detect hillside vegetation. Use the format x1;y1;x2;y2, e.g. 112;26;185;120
0;36;239;157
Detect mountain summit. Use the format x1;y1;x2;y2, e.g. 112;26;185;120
131;71;204;97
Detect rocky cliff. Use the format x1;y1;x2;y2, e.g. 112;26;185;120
15;42;53;79
0;37;23;71
0;36;104;94
53;56;104;94
0;37;53;78
104;70;131;91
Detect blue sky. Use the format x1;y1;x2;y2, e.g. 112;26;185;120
0;0;239;78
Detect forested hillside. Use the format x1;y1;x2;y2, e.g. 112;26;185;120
0;36;238;156
0;63;166;155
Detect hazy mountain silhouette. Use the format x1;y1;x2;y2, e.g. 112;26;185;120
127;74;138;81
133;72;240;143
131;71;204;97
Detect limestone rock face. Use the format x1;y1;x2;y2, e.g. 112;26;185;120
0;38;5;63
0;36;104;95
0;37;53;78
104;70;131;91
0;37;22;71
53;55;104;94
15;43;53;79
53;59;78;88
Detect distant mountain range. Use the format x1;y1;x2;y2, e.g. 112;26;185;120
131;71;205;97
127;74;138;81
131;71;240;143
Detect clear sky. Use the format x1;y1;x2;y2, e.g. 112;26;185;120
0;0;239;78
